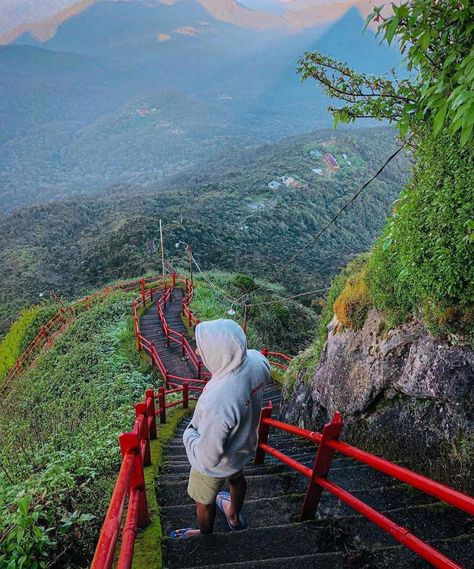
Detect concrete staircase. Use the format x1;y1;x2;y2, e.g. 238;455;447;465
140;291;474;569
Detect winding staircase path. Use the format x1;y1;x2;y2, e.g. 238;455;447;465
139;289;474;569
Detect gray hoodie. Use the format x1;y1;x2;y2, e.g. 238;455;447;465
183;319;270;478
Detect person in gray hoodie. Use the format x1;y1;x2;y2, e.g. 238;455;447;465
170;319;270;539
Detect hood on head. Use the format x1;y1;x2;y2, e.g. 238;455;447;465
195;319;247;377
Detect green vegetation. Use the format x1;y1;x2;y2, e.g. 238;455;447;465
367;130;474;340
0;292;159;567
0;127;406;338
188;271;318;355
295;0;473;349
0;302;57;380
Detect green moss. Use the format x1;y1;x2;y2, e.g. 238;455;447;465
284;255;370;391
132;407;193;569
367;130;474;342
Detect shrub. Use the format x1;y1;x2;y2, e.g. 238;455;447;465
0;303;58;381
333;270;371;330
367;130;474;341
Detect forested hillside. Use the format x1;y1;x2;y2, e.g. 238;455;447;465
0;126;406;336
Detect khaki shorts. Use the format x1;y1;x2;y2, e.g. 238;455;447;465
187;468;244;505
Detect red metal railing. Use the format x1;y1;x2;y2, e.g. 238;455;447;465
91;383;189;569
256;403;474;569
2;274;174;393
260;348;292;371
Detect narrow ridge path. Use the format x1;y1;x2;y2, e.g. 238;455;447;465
140;288;474;569
140;288;199;383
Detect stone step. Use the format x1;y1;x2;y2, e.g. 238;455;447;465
160;474;295;506
190;552;346;569
339;504;473;549
190;534;474;569
164;521;332;568
162;494;303;533
162;463;287;478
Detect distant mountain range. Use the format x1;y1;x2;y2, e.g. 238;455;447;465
0;0;402;212
0;0;380;44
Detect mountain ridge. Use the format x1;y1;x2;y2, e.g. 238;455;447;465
0;0;377;45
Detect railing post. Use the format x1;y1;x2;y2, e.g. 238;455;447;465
255;402;273;465
164;284;168;310
140;279;146;306
135;403;151;467
41;325;48;339
300;412;343;522
158;387;166;424
165;371;170;390
119;433;149;528
261;347;269;358
172;272;176;286
145;389;157;440
183;383;189;409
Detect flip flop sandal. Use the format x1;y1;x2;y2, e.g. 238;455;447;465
169;527;196;540
216;491;246;531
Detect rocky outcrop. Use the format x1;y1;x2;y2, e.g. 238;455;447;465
281;310;474;491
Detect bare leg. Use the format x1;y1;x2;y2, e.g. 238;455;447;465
196;501;216;534
225;474;247;526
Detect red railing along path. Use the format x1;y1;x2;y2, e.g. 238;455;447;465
2;274;174;394
255;403;474;569
91;384;190;569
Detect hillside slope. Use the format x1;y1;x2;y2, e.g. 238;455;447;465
0;127;406;336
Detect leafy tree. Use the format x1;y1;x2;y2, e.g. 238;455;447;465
299;0;474;145
298;0;473;340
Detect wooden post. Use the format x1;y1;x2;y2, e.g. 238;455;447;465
119;433;149;528
183;383;189;409
158;387;166;424
145;390;157;440
159;219;165;278
255;402;273;465
300;412;343;521
261;348;269;358
243;304;249;334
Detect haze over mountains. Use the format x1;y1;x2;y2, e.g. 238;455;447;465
0;0;402;211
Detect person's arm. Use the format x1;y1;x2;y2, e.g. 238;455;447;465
183;419;231;470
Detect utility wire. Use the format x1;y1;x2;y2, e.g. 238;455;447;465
190;254;241;305
244;287;331;308
235;144;406;303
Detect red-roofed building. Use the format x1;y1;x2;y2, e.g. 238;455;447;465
324;153;340;169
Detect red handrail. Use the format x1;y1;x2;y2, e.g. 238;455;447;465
91;383;189;569
256;405;474;569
